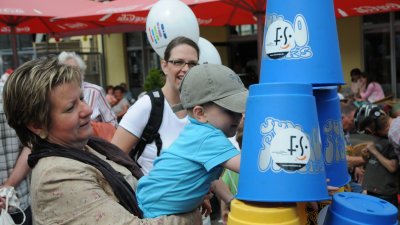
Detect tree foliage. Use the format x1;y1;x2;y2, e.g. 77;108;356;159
143;69;165;91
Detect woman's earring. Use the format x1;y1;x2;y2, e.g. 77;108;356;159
39;131;47;139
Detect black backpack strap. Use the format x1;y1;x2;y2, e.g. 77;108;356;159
130;89;164;162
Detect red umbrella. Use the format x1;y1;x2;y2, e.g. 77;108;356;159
62;0;400;26
191;0;400;25
334;0;400;18
0;0;116;67
0;0;111;34
190;0;400;60
61;0;400;68
60;0;264;61
62;0;216;26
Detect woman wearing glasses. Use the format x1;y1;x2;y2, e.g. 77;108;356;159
112;36;199;175
113;36;221;224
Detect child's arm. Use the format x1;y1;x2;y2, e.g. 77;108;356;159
220;200;229;225
346;155;366;168
211;179;234;206
222;154;240;173
366;142;398;173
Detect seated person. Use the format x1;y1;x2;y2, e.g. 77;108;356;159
354;104;399;207
350;68;362;100
355;72;385;103
112;85;130;122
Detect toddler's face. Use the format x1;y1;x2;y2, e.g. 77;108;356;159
203;103;242;137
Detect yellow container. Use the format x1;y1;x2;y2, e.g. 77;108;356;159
228;199;301;225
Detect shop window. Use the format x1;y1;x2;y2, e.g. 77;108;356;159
232;25;258;36
126;32;142;48
126;32;160;97
363;13;389;26
362;12;400;97
0;34;34;73
363;30;391;90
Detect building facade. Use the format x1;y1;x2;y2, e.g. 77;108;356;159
2;12;400;99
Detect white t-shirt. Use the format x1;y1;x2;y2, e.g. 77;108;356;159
119;95;188;175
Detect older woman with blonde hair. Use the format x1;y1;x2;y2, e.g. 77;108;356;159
3;57;201;225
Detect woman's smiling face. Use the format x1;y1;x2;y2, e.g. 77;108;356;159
162;43;199;91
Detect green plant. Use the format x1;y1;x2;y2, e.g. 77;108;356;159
143;68;165;91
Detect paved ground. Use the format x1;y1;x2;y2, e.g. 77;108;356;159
211;219;223;225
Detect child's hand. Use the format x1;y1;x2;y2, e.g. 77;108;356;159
361;148;370;161
200;192;213;216
353;166;365;184
361;145;371;161
365;142;378;155
325;179;340;196
327;185;340;196
361;141;376;161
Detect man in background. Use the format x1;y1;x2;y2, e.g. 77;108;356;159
58;52;117;127
341;102;365;193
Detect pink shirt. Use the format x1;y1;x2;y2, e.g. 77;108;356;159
389;117;400;160
360;82;385;103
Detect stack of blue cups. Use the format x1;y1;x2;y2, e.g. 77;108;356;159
313;87;350;187
238;0;346;203
237;82;329;202
233;0;398;224
322;192;398;225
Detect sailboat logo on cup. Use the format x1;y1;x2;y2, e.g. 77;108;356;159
258;117;323;173
265;14;312;60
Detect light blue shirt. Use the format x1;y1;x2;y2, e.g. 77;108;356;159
136;117;240;218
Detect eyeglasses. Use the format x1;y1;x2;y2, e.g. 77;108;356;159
167;59;199;68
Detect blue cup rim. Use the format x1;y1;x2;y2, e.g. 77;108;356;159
327;192;398;225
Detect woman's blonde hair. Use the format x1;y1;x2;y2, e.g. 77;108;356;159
3;57;81;148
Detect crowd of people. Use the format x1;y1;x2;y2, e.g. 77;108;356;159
339;68;400;212
0;37;241;225
0;40;399;225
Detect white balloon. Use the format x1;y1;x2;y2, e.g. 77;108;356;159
198;37;222;65
146;0;199;58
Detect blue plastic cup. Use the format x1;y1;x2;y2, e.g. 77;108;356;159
259;0;344;86
313;87;350;187
237;83;329;202
323;192;398;225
